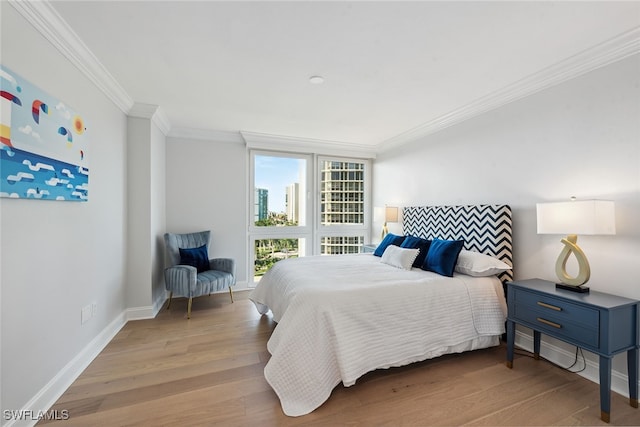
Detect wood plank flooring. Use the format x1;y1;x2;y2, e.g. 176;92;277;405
41;291;640;426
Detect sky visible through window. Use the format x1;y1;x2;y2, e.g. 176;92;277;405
254;155;304;214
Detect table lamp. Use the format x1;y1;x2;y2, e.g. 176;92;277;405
536;199;615;293
381;206;399;239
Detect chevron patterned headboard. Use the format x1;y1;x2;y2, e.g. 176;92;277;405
402;205;513;283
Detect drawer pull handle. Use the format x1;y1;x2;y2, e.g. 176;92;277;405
537;317;562;329
537;301;562;311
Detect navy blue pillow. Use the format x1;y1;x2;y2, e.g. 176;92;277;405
179;244;209;273
400;236;431;267
373;233;406;257
422;238;465;277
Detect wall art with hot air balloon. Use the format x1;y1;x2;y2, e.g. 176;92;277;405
1;65;89;201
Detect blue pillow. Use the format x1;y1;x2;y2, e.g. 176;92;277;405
373;233;406;257
422;238;465;277
400;235;431;267
179;244;209;273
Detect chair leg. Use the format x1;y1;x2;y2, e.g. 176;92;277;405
229;286;234;303
187;297;193;319
166;291;173;310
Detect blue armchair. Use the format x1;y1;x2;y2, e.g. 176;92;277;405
164;230;235;318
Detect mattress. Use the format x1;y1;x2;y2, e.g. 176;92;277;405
249;253;507;416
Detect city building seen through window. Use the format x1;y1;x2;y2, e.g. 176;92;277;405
251;153;369;282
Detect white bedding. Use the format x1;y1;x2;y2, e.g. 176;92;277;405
249;253;508;416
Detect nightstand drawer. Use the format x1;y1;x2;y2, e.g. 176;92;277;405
512;288;600;347
513;305;599;347
506;279;640;423
514;288;599;327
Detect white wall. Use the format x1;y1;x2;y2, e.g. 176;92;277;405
125;113;167;316
2;0;637;419
165;136;248;286
373;54;640;392
150;122;167;307
1;3;128;420
126;117;153;309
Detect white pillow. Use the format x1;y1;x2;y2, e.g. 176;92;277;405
455;250;512;277
380;245;419;270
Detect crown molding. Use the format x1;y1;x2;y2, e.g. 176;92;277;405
128;103;158;119
128;103;171;136
8;0;134;114
168;127;245;144
378;26;640;152
150;106;171;136
241;131;377;159
11;0;638;154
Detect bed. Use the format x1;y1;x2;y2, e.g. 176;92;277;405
249;204;513;416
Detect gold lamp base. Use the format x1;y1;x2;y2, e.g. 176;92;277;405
381;222;388;240
554;234;591;293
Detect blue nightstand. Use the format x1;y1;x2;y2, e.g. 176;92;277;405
506;279;639;423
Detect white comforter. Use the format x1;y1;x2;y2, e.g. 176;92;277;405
249;253;507;416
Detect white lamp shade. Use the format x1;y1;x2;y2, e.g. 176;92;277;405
385;206;399;223
536;200;615;235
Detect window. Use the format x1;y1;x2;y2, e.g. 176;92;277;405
253;237;305;282
253;154;307;227
249;151;370;285
320;236;364;255
317;157;370;256
250;152;311;283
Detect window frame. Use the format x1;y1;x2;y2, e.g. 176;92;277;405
314;155;371;255
249;150;313;235
248;150;313;286
248;150;371;286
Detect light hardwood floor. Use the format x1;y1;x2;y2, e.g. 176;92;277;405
41;291;639;426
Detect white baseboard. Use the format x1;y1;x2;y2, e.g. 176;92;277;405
152;291;168;316
3;283;252;427
233;280;249;291
514;330;636;399
3;312;127;427
125;292;168;321
126;283;250;321
124;306;156;321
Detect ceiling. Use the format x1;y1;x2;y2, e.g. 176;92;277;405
45;1;640;150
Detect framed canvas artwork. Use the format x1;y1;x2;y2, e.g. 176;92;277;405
1;65;89;201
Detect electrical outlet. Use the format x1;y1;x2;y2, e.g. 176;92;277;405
81;305;92;324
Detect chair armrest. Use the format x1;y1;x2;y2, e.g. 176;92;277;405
210;258;235;276
164;265;198;295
